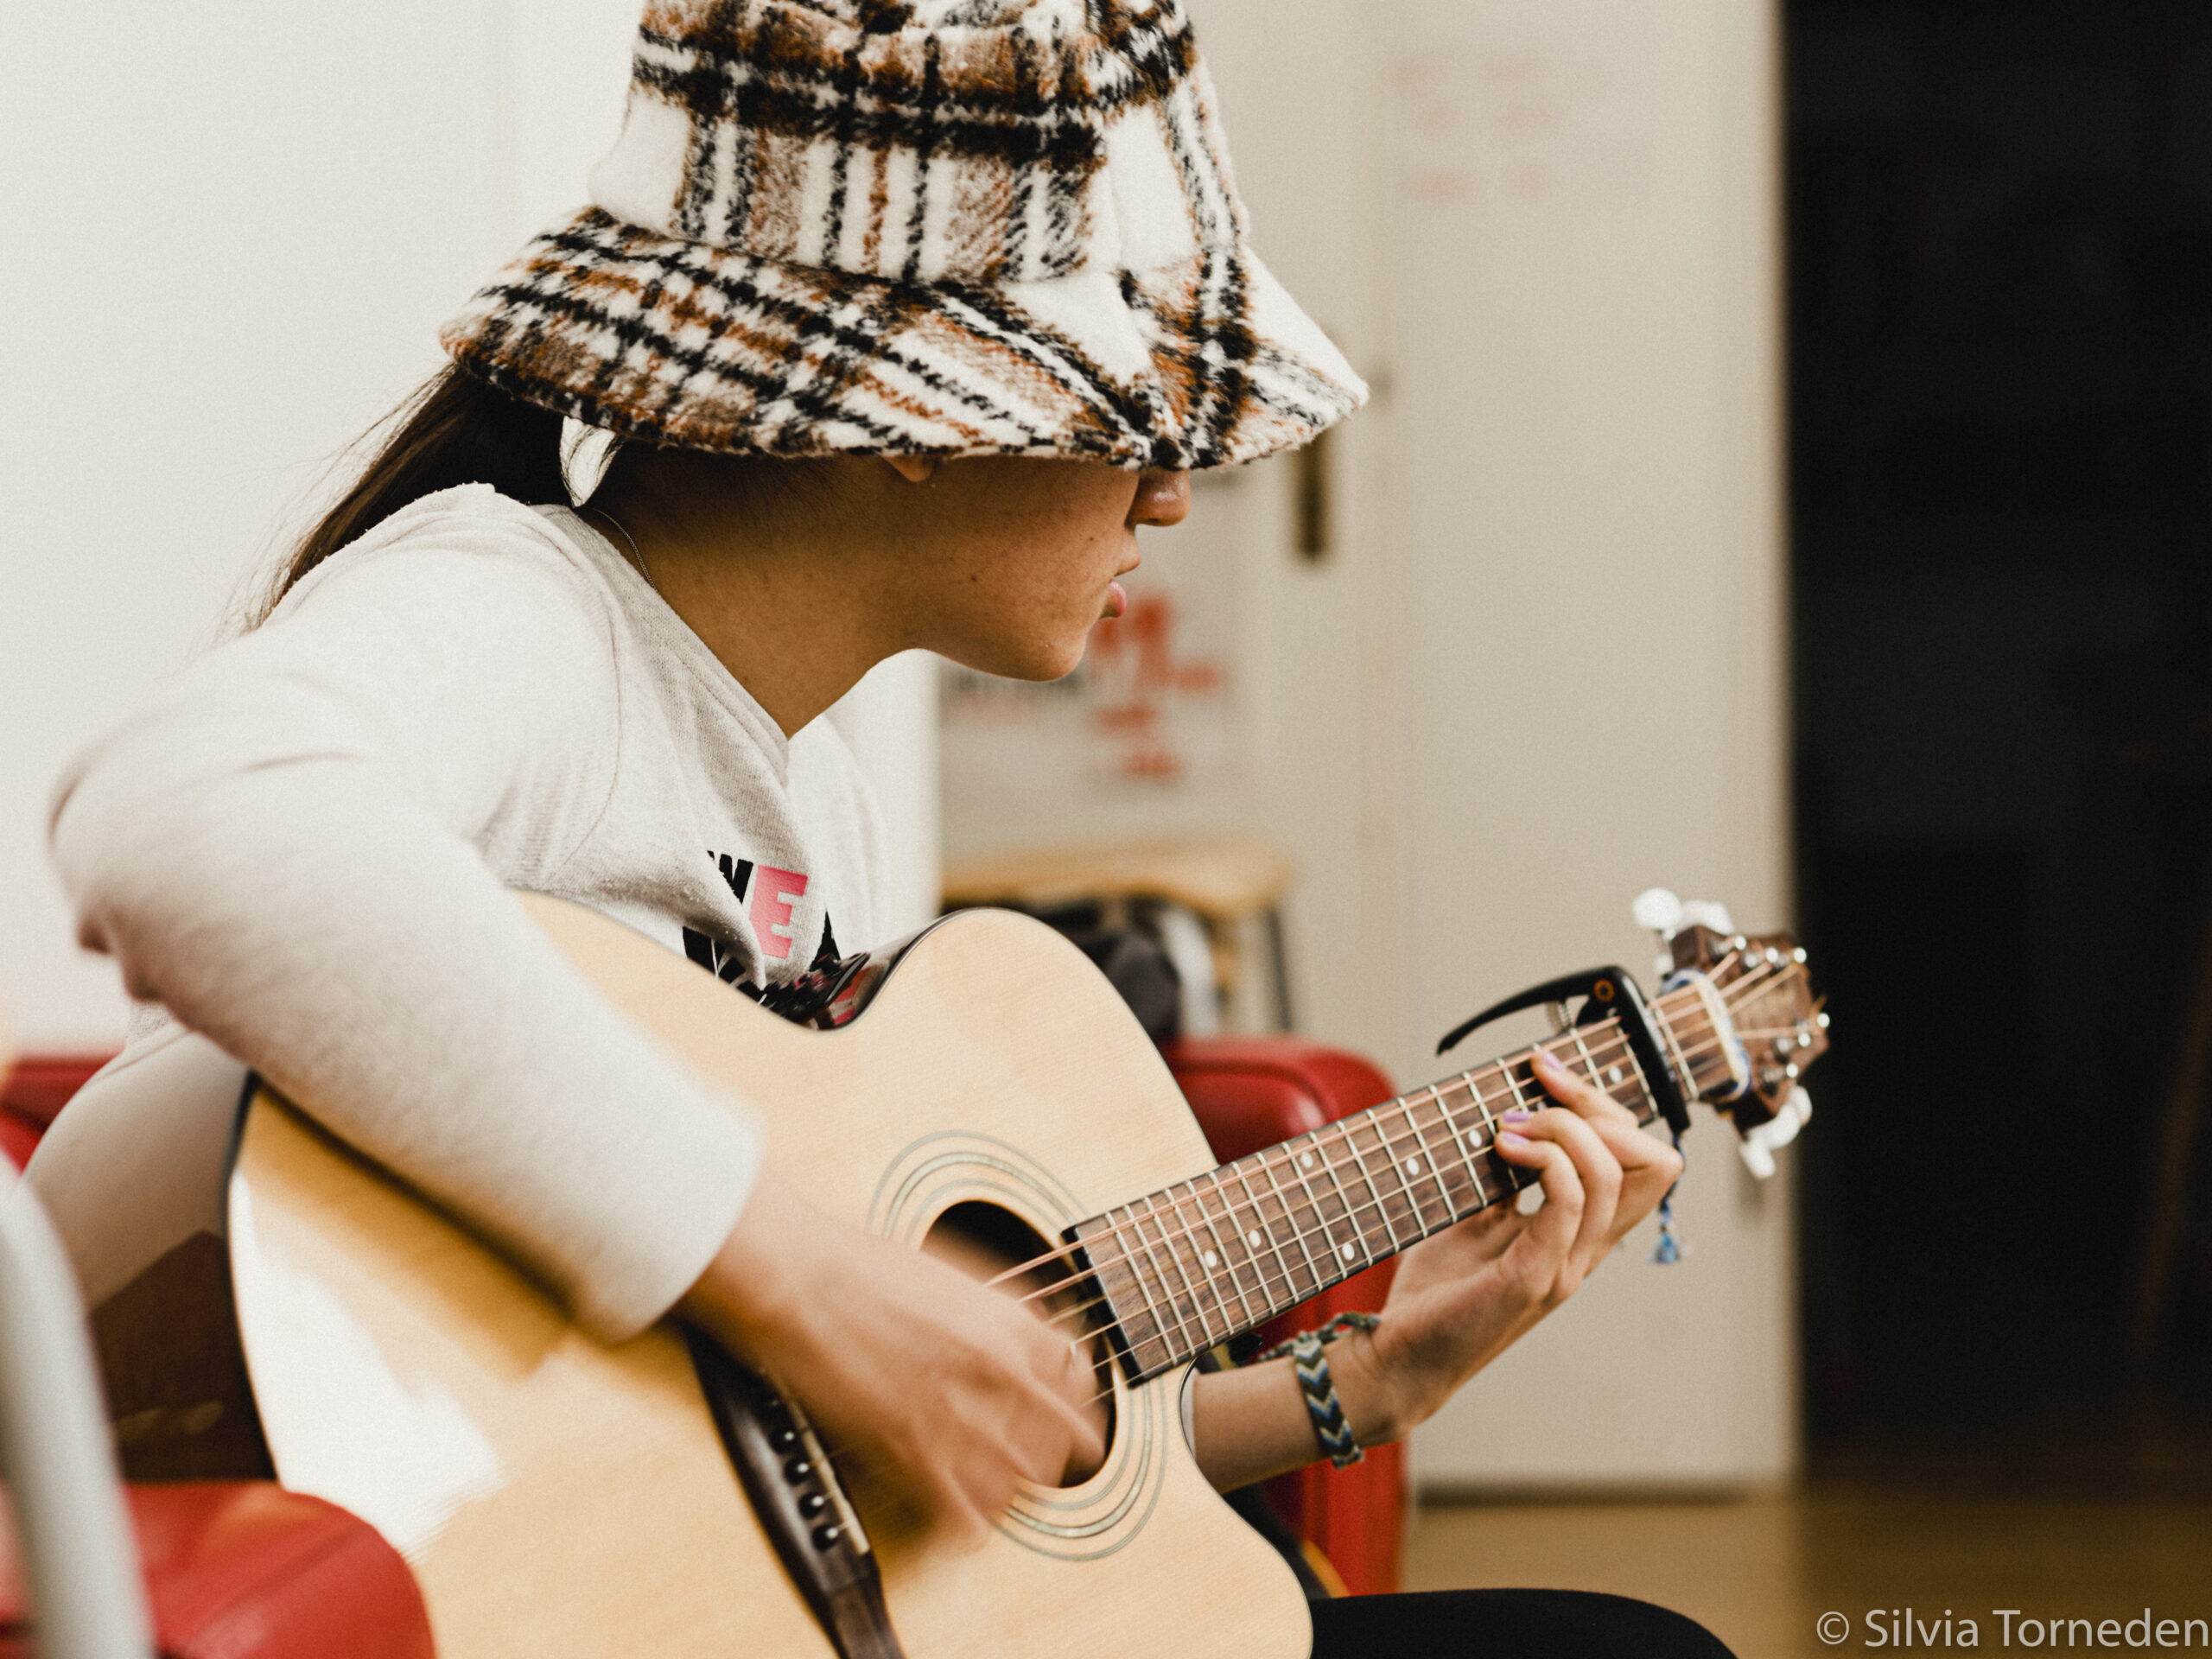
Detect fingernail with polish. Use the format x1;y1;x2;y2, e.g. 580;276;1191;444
1501;1109;1534;1123
1497;1130;1531;1149
1535;1049;1564;1073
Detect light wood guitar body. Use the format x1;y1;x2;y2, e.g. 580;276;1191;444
226;897;1311;1659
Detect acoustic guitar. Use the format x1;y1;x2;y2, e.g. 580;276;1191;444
44;896;1824;1659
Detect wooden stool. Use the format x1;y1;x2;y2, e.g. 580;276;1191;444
942;834;1296;1034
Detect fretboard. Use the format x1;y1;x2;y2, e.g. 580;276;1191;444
1072;983;1732;1382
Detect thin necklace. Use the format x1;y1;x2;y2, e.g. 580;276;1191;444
585;505;659;597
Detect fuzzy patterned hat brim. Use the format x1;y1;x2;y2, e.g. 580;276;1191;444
437;0;1364;471
442;206;1361;470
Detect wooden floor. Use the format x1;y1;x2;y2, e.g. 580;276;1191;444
1404;1491;2212;1656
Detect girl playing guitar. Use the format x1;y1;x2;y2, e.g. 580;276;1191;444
47;4;1726;1654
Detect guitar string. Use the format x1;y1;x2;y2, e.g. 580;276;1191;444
1014;1029;1647;1325
1051;966;1821;1405
969;942;1796;1309
988;964;1802;1339
1010;965;1809;1346
1019;976;1819;1354
799;962;1817;1467
998;957;1804;1319
1028;1086;1618;1349
1038;1123;1529;1351
976;937;1790;1309
979;948;1785;1300
1046;1059;1710;1413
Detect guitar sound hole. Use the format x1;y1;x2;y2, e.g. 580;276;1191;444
921;1202;1117;1489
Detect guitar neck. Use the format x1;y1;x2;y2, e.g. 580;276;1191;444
1073;982;1738;1382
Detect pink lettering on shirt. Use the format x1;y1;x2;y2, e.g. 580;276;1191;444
749;865;810;959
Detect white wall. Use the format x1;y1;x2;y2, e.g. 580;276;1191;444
0;1;939;1046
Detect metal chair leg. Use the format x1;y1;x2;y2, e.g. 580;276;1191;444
0;1168;155;1659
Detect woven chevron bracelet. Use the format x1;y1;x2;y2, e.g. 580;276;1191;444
1255;1312;1382;1469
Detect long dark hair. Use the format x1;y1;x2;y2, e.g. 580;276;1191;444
259;366;564;620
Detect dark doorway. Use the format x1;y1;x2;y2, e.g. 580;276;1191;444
1788;0;2212;1490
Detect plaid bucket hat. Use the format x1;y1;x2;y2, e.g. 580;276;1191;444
439;0;1365;471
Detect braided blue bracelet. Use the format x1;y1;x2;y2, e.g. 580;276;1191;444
1255;1312;1381;1469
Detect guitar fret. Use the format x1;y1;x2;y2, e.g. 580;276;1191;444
1376;1109;1430;1236
1580;1018;1635;1107
1143;1189;1223;1353
1263;1143;1330;1301
1192;1171;1261;1332
1309;1128;1371;1275
1465;1069;1501;1143
1228;1160;1296;1319
1567;1027;1605;1093
1230;1159;1282;1318
1394;1098;1447;1230
1162;1185;1233;1349
1375;1108;1430;1236
1470;1068;1528;1193
1106;1208;1178;1373
1139;1203;1198;1369
1424;1093;1468;1212
1339;1119;1405;1255
1433;1081;1491;1210
1497;1060;1531;1113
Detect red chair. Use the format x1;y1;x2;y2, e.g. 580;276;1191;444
1167;1036;1407;1598
0;1058;104;1176
0;1485;432;1659
3;1056;432;1659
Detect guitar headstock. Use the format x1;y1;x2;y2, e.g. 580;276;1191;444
1637;891;1829;1178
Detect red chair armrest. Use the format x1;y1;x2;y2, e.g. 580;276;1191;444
3;1483;431;1659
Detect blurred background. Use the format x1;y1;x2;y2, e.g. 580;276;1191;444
3;0;2209;1651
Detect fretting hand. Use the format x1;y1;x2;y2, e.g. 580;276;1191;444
1192;1048;1681;1490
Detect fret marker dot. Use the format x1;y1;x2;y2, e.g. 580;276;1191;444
1339;1242;1356;1261
1201;1249;1218;1268
1607;1066;1623;1084
1300;1152;1315;1169
1404;1156;1421;1175
1246;1230;1262;1248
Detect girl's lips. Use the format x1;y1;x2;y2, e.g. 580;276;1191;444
1103;580;1128;620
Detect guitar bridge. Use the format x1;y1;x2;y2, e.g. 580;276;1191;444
683;1332;906;1659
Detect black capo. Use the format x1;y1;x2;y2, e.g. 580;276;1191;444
1436;967;1692;1137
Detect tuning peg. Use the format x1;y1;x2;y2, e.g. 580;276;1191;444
1632;887;1684;934
1734;1085;1812;1179
1681;899;1737;935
